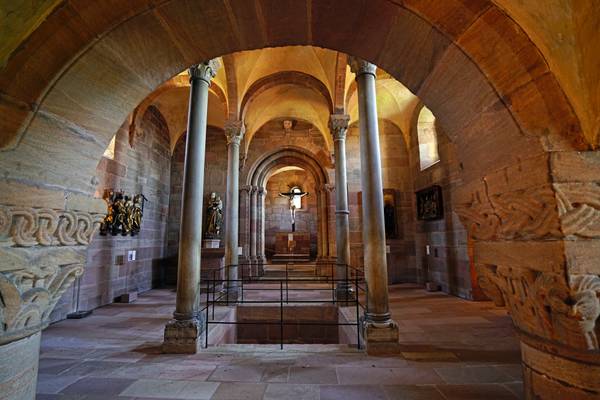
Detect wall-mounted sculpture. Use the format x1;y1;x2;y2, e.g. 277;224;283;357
99;191;148;236
205;192;223;239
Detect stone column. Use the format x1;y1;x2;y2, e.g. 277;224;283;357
239;184;252;272
257;187;267;273
223;120;245;300
163;60;220;353
249;186;258;275
349;57;399;352
330;114;353;299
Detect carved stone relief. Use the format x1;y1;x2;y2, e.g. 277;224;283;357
0;205;104;247
555;183;600;238
455;186;560;240
456;183;600;240
0;263;84;345
0;204;103;344
476;264;600;351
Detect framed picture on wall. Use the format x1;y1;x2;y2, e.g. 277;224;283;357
383;189;398;239
416;185;443;221
357;189;399;239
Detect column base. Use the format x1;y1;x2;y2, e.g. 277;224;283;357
361;318;400;355
521;340;600;399
0;332;40;400
163;317;205;354
256;257;266;276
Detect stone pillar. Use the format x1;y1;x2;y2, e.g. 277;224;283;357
163;60;220;353
223;120;245;300
349;57;399;352
455;151;600;399
316;187;325;260
257;187;267;273
249;186;258;274
239;184;252;273
330;114;353;299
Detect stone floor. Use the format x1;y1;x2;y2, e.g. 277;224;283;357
37;284;523;399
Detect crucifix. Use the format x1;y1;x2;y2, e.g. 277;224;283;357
278;186;309;232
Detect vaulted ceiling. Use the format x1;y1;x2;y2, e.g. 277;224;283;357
135;46;420;154
2;1;597;146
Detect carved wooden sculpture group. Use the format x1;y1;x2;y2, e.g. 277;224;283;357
99;191;147;237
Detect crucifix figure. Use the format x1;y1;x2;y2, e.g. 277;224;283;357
278;186;309;232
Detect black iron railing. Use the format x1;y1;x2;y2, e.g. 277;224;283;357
199;262;368;350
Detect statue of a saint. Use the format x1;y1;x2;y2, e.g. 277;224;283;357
205;192;223;238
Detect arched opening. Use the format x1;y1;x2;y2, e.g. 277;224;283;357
1;2;597;399
416;106;440;170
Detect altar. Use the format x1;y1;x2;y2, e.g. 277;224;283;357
271;232;311;263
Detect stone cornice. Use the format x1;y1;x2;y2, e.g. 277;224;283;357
189;59;221;84
329;114;350;141
348;56;377;77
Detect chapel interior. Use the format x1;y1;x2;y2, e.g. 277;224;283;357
1;2;600;400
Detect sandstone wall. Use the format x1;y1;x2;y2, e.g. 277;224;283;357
166;126;228;257
51;106;172;320
409;119;473;299
346;119;415;283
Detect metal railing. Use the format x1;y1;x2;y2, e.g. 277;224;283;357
199;261;368;350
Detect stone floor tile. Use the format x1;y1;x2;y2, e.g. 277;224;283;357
60;377;136;396
288;366;338;384
263;384;319;400
434;366;515;384
261;364;290;382
210;382;267;399
494;365;524;381
319;384;387;400
120;379;219;399
38;358;81;375
336;366;398;385
503;382;525;399
61;360;130;377
390;367;444;384
39;287;524;400
208;365;265;382
382;385;446;400
436;383;520;400
36;374;81;394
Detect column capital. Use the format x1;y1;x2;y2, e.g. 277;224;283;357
329;114;350;141
257;187;266;196
320;183;335;194
189;59;221;84
224;120;245;146
240;185;253;193
348;56;377;77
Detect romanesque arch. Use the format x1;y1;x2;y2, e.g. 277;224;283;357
241;146;332;269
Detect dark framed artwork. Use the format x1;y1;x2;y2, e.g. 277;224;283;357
383;189;398;239
357;189;399;239
416;185;443;221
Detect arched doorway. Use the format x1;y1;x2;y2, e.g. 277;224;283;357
242;146;332;271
